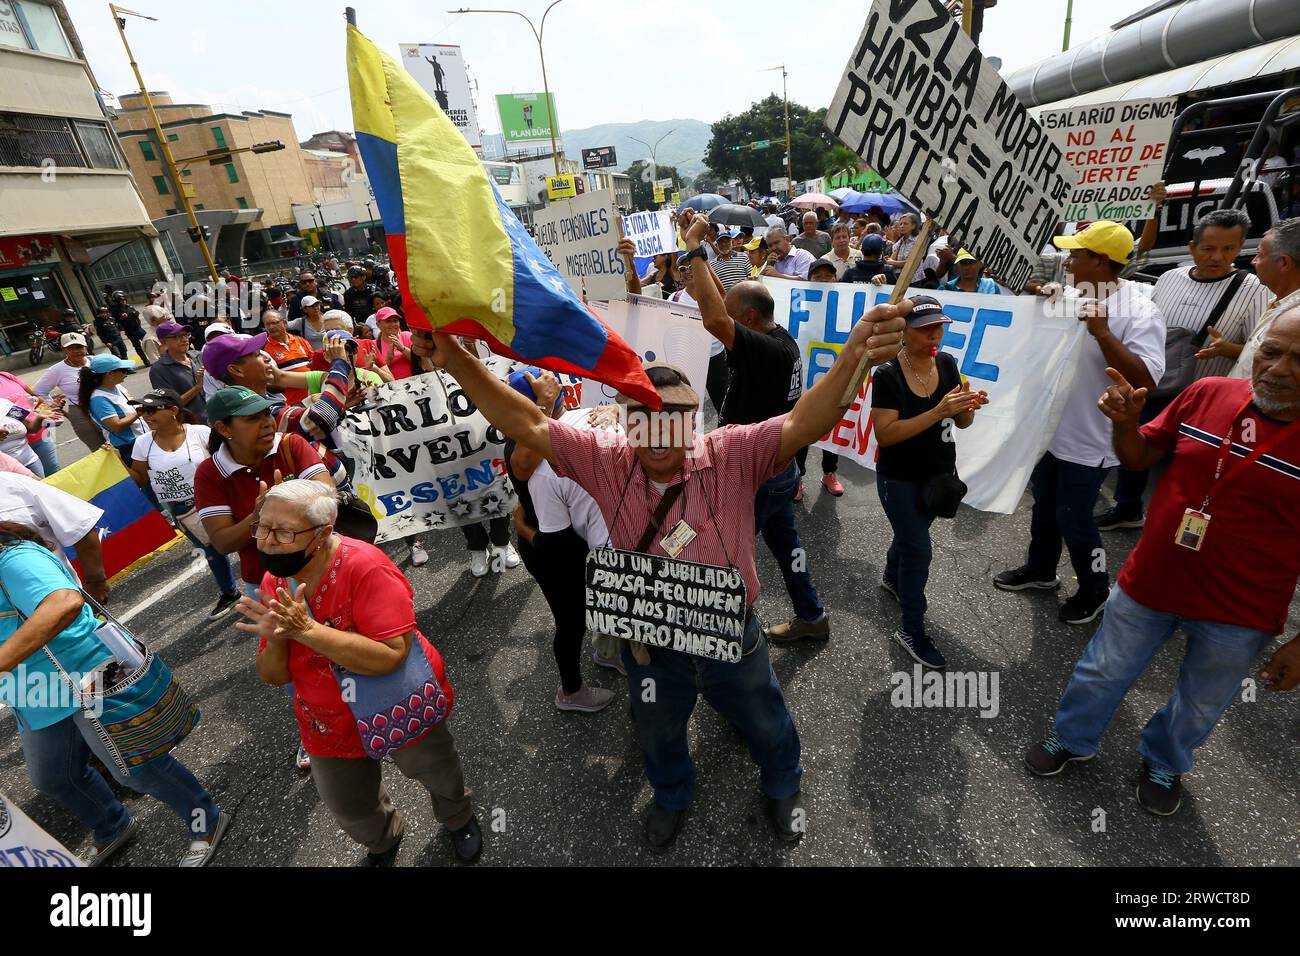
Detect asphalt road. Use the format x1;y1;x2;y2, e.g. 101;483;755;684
1;361;1296;867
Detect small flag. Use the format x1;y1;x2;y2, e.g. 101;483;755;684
346;25;660;409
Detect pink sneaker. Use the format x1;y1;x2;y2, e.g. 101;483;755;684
822;473;845;497
794;480;804;503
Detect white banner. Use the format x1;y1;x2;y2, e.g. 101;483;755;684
0;791;81;867
826;0;1075;291
621;210;676;259
532;189;626;301
1038;96;1179;223
764;277;1086;514
339;365;517;543
399;44;482;149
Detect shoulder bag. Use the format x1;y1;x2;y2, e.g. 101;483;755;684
1151;269;1247;400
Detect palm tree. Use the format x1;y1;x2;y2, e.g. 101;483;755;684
823;145;862;187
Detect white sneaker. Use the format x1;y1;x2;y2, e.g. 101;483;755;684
494;543;520;570
555;685;615;713
410;541;428;567
469;550;490;577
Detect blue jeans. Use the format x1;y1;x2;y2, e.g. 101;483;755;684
621;613;802;810
877;476;936;634
1026;451;1111;595
1053;586;1276;774
20;709;219;845
29;431;59;476
168;502;238;596
754;461;824;622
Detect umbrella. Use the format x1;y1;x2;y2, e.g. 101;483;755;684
679;193;728;213
706;203;768;228
838;191;917;215
788;192;840;210
829;187;856;201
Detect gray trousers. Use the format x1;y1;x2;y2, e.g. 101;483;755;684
309;721;472;854
65;402;107;453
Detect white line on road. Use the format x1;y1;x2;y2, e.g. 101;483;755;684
117;561;206;625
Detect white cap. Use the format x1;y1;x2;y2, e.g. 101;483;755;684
60;332;87;348
205;321;234;339
300;295;321;309
322;309;352;325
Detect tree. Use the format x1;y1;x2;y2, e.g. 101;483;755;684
692;168;725;195
624;160;680;211
823;145;862;183
705;95;835;195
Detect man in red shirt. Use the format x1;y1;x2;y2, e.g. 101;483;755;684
411;283;906;851
262;310;313;405
1026;308;1300;815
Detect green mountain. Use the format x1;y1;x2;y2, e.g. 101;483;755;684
561;118;712;180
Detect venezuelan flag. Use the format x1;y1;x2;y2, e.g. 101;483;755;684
346;25;660;409
43;449;178;582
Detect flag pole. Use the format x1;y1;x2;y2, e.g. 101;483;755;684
345;6;355;26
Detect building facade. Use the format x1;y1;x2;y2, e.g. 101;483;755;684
1;0;167;344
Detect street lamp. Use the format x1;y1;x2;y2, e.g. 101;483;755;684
450;3;566;175
760;64;794;194
313;201;334;255
364;200;376;252
630;128;676;204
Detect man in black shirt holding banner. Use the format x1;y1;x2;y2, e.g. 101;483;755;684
682;215;832;645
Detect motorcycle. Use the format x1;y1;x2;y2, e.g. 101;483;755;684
27;326;63;366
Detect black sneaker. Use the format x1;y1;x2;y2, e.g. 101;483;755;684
1136;761;1182;816
210;592;240;618
1024;730;1095;776
1095;507;1145;531
1059;589;1108;625
880;577;900;603
361;831;403;867
892;628;946;669
643;802;685;853
449;815;483;863
993;566;1061;592
766;793;804;843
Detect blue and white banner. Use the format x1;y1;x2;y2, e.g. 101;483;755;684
764;277;1087;514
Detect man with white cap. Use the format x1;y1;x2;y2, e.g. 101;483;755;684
34;332;103;453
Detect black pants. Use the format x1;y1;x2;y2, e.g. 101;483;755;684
459;517;510;550
105;336;128;360
795;445;839;475
518;527;588;693
705;350;730;413
126;333;151;366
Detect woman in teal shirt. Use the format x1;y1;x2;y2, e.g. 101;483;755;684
0;523;227;866
79;354;146;466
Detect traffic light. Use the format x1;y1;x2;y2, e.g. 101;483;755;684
187;225;212;243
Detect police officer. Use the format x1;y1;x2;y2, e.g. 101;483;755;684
109;290;150;367
342;265;377;326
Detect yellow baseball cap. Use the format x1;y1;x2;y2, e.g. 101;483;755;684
744;236;764;251
1053;220;1134;264
953;248;978;264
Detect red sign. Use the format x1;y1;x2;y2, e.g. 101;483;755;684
0;235;59;270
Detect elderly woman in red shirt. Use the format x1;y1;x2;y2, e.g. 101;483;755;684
235;479;482;865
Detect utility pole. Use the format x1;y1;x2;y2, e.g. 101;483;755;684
762;65;793;192
110;4;219;281
1063;0;1073;51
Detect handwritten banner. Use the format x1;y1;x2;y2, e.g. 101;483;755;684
532;189;625;301
621;210;676;259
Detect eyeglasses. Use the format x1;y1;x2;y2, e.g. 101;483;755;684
250;523;327;544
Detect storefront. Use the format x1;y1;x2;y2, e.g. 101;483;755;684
0;235;79;356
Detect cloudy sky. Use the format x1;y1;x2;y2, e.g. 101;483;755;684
68;0;1147;139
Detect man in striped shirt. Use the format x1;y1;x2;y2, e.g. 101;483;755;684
1098;208;1271;530
709;228;752;291
410;286;907;853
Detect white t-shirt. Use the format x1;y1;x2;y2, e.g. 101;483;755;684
0;472;103;577
1230;286;1300;379
1150;267;1272;379
33;360;85;406
530;409;611;544
131;425;212;504
1049;281;1167;468
0;399;39;473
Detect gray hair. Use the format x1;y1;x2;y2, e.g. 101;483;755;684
1192;208;1251;244
802;211;818;222
898;212;920;230
1267;217;1300;266
264;479;338;526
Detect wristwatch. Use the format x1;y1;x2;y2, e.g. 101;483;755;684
683;246;708;265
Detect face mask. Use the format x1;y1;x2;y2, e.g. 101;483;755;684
257;534;321;578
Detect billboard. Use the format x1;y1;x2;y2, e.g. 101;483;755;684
400;43;482;150
497;92;559;149
581;146;618;170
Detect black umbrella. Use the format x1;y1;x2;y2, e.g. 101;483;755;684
706;203;768;227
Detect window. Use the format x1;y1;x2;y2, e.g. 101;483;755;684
165;208;178;216
194;204;205;210
212;127;226;149
236;196;249;209
88;238;163;286
0;2;71;56
72;121;121;169
152;175;168;195
225;162;238;184
139;140;155;161
0;112;82;167
0;4;25;49
182;168;191;178
166;133;178;142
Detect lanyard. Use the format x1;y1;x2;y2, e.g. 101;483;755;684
1201;396;1300;509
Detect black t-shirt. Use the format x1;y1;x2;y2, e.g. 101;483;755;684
503;438;537;530
870;350;961;483
842;259;896;285
721;322;802;426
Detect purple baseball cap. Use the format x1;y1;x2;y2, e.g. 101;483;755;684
156;320;188;339
203;332;268;382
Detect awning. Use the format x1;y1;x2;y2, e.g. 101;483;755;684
1031;33;1300;112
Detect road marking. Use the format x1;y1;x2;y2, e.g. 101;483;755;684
117;560;206;625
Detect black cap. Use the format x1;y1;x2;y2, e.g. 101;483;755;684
906;295;951;328
808;258;838;278
348;265;365;277
138;388;183;410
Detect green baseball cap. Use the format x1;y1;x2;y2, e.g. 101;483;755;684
206;386;275;422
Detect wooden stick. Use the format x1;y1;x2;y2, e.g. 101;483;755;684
838;218;934;407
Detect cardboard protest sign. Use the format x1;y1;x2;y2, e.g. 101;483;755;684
1038;97;1178;222
338;364;517;543
764;276;1086;514
622;210;675;258
826;0;1075;291
532;189;626;301
0;792;82;867
586;549;747;662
